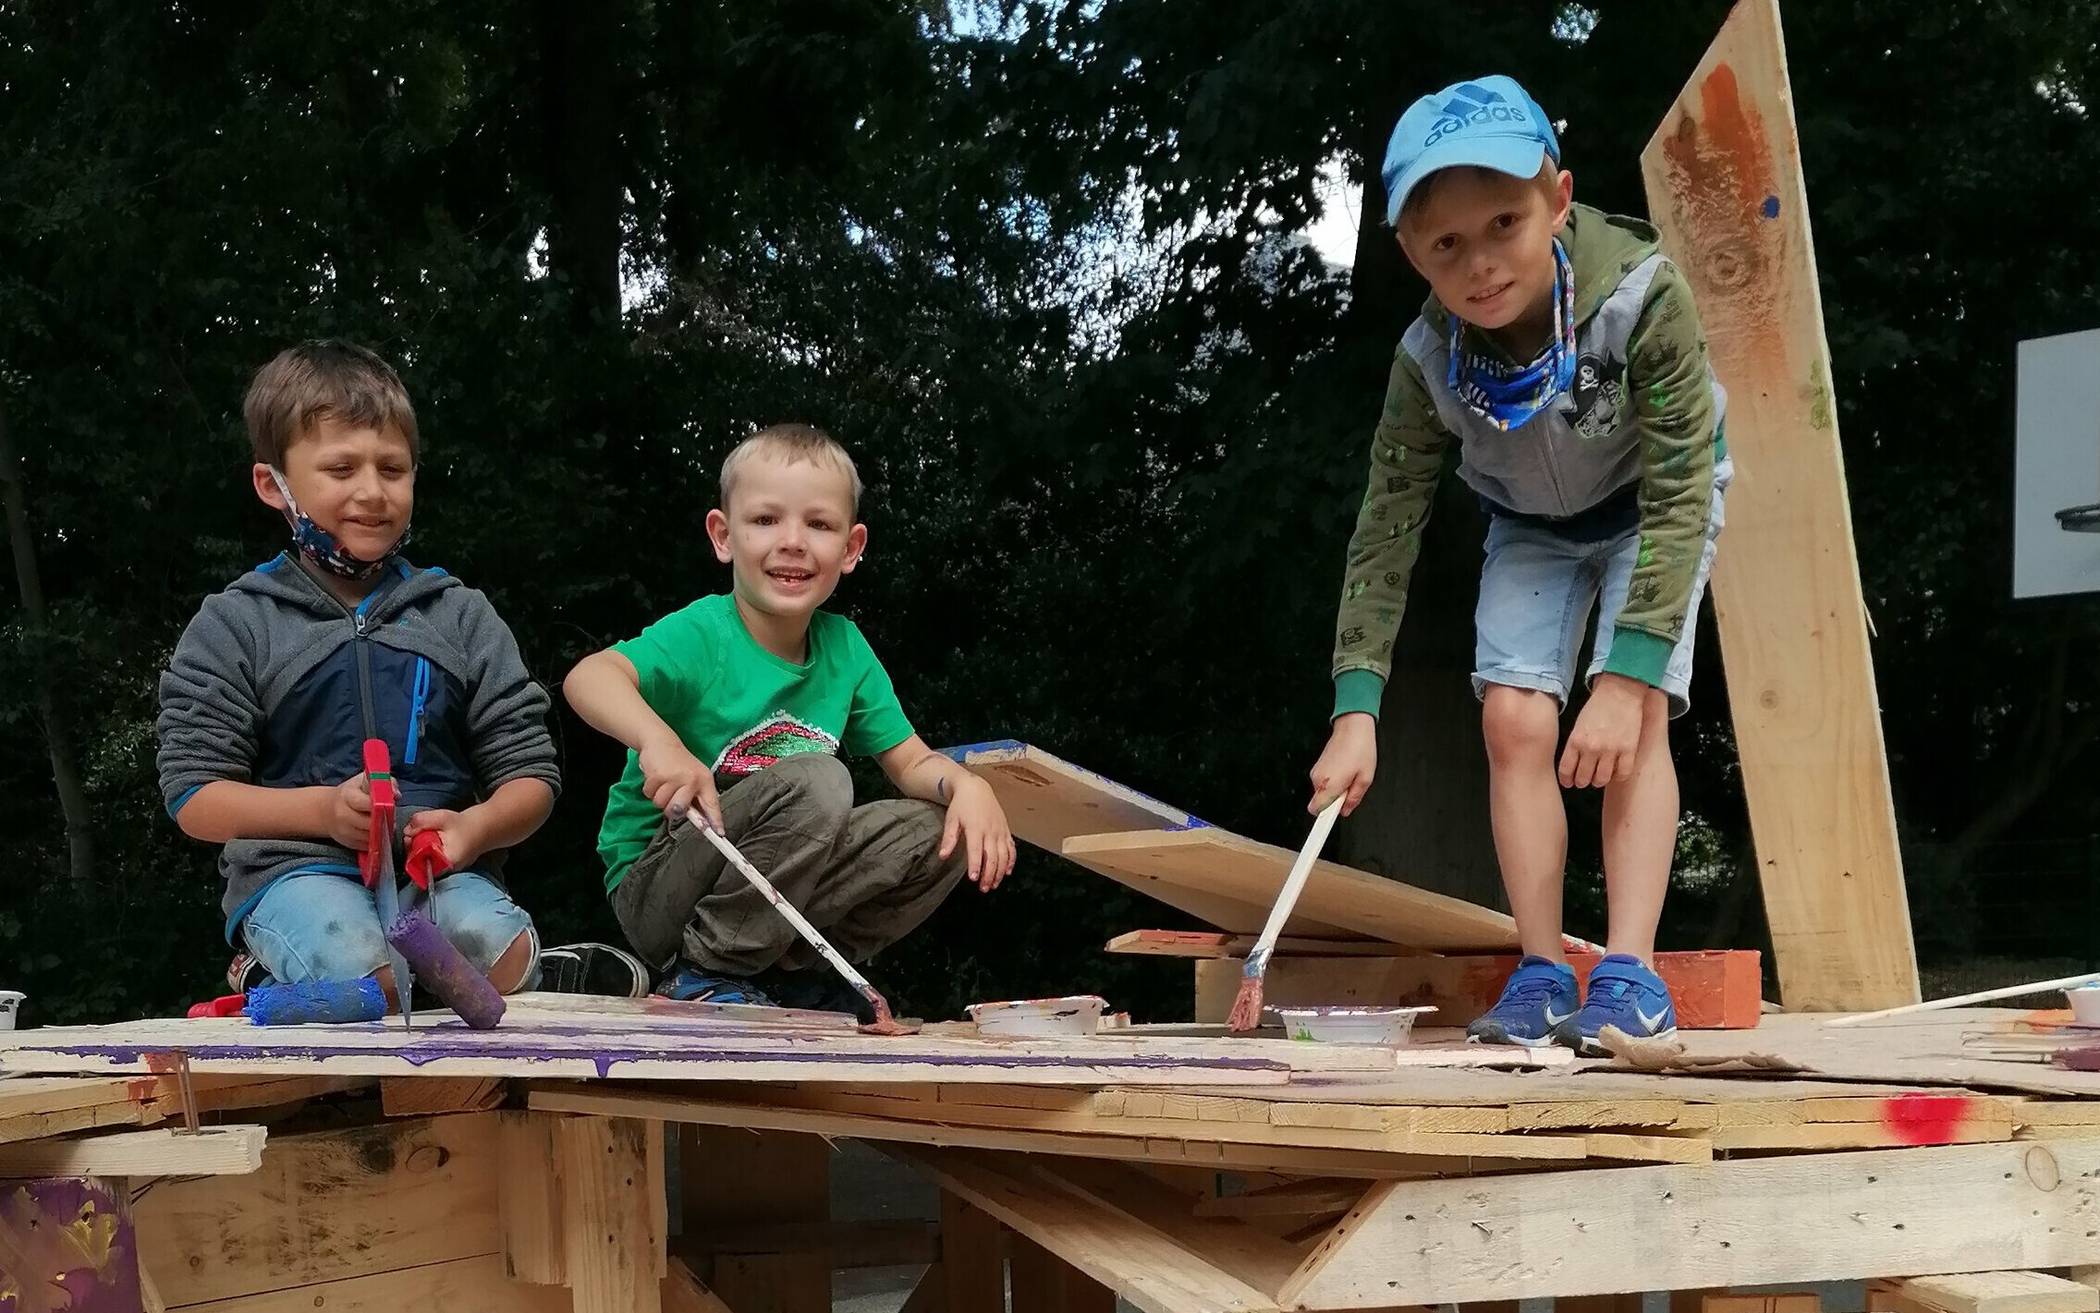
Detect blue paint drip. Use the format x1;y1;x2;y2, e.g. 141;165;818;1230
246;979;388;1026
1760;194;1781;219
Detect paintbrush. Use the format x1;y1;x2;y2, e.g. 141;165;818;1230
1227;796;1345;1033
681;809;919;1037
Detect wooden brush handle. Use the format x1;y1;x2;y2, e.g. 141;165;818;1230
1244;798;1344;975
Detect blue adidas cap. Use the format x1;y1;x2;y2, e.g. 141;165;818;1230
1381;75;1561;227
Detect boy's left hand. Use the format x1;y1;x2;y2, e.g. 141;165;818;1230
404;807;487;872
940;773;1017;892
1559;674;1648;789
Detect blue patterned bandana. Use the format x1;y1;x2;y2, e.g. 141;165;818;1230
1448;239;1577;431
267;467;409;580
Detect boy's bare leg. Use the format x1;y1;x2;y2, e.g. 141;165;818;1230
1481;685;1569;961
1599;687;1676;962
485;930;535;995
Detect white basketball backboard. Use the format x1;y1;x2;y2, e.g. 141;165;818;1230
2014;328;2100;599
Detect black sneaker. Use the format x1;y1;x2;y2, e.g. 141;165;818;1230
757;964;875;1024
537;942;652;998
225;951;271;994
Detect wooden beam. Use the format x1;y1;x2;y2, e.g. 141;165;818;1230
940;1190;1007;1313
1872;1273;2100;1313
899;1262;945;1313
159;1254;571;1312
137;1113;502;1306
1278;1141;2100;1306
0;1124;265;1177
499;1111;570;1285
1063;829;1517;951
943;739;1199;852
1012;1234;1117;1313
557;1115;664;1313
1638;0;1917;1011
1192;951;1764;1029
662;1258;738;1313
1702;1296;1820;1313
683;1129;830;1313
381;1076;506;1117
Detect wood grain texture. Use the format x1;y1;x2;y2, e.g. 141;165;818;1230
944;740;1198;853
1638;0;1917;1011
0;1124;265;1177
558;1115;663;1313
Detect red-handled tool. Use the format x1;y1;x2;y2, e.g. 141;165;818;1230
362;739;415;1029
405;830;449;891
186;994;247;1019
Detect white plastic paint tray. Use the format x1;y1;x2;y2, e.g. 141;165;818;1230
966;995;1108;1038
1272;1005;1435;1045
2069;985;2100;1027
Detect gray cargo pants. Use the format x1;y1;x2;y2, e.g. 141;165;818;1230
610;753;968;977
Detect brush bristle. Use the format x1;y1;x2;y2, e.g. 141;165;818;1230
1225;978;1264;1033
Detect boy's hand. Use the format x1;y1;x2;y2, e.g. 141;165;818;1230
1560;674;1647;788
330;773;374;849
640;732;722;831
940;773;1016;892
404;807;487;871
1309;713;1378;816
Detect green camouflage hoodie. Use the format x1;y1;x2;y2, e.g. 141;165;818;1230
1331;203;1726;718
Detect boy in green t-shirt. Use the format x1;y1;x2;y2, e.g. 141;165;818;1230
564;423;1016;1011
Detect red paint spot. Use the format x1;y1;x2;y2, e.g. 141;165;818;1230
1880;1093;1972;1145
1697;63;1779;214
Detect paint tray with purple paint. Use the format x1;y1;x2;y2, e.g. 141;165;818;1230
1271;1005;1435;1045
966;995;1108;1038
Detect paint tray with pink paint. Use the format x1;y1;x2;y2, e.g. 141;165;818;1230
1272;1005;1436;1045
966;995;1109;1038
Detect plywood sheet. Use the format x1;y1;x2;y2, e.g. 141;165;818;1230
1639;0;1917;1012
943;740;1202;852
1064;829;1518;951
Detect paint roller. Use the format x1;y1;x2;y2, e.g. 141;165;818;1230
385;910;507;1030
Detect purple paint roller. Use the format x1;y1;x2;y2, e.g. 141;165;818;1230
245;978;389;1026
385;909;507;1030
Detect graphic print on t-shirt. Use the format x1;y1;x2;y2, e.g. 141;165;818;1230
713;710;842;776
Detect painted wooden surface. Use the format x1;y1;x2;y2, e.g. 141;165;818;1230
944;741;1200;852
1639;0;1917;1011
1062;829;1518;951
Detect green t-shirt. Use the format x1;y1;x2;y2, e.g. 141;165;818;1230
594;594;915;890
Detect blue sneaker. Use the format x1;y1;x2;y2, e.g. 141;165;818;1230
1557;954;1676;1057
1465;956;1579;1048
654;962;776;1007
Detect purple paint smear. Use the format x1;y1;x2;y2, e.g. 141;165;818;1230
0;1177;142;1313
40;1039;1286;1081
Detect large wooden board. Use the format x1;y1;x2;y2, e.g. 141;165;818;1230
1279;1139;2100;1306
1063;829;1519;951
943;740;1202;851
1639;0;1917;1011
0;999;1410;1086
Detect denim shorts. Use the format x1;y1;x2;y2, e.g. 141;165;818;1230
241;870;539;988
1472;456;1733;719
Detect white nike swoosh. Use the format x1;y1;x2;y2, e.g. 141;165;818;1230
1543;1006;1573;1026
1635;1004;1669;1032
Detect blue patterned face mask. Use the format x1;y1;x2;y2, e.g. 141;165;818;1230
267;467;409;580
1448;238;1578;432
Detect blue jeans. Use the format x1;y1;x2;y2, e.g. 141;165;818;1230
241;870;539;989
1472;457;1732;718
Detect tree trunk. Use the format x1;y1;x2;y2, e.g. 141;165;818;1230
0;396;96;889
538;0;624;322
1327;117;1504;911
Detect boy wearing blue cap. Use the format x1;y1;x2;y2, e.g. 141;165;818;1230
1306;76;1732;1054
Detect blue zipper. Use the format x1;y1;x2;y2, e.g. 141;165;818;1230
405;657;431;766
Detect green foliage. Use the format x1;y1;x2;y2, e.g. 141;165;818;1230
2;0;2098;1025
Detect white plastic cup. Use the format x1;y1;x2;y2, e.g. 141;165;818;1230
0;991;23;1031
2069;985;2100;1027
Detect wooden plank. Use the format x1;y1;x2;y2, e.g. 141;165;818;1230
1064;829;1517;951
161;1254;571;1312
943;740;1200;852
683;1129;829;1313
1106;931;1401;958
1279;1140;2100;1306
899;1262;945;1313
1036;1157;1311;1295
381;1076;506;1117
1639;0;1917;1012
900;1146;1280;1313
558;1115;663;1313
1012;1234;1117;1313
527;1086;1595;1178
940;1191;1006;1313
1704;1298;1819;1313
1191;951;1764;1030
662;1257;738;1313
1661;1011;2100;1100
1191;1180;1367;1220
1873;1273;2100;1313
137;1113;501;1306
0;1124;265;1177
498;1111;569;1285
